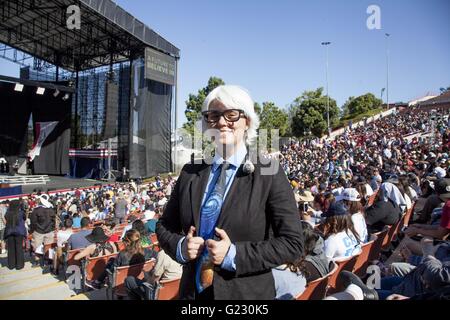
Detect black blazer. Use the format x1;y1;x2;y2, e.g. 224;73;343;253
156;158;304;300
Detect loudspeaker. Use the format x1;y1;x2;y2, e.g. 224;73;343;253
103;81;119;139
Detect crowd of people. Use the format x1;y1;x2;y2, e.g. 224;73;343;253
0;175;183;299
272;107;450;300
0;106;449;300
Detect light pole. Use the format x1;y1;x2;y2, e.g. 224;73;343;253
385;33;390;109
321;41;331;136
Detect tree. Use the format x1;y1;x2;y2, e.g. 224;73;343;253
182;77;225;136
341;96;355;118
258;102;289;141
291;88;339;137
254;102;262;117
345;93;382;117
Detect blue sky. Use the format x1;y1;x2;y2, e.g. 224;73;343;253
1;0;449;128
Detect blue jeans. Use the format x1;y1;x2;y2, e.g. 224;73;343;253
376;276;403;300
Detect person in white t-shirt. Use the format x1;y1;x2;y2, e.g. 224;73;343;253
53;218;74;273
337;188;369;243
322;202;362;261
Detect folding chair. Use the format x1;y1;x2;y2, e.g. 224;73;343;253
296;262;338;300
353;235;377;277
326;254;360;293
106;259;156;300
143;278;181;300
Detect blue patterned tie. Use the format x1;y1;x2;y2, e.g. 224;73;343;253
195;161;230;294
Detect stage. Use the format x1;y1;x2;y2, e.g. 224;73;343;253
0;175;110;199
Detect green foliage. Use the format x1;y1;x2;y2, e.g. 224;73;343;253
182;77;225;136
343;93;382;118
291;87;339;137
258;102;289;144
337;107;384;129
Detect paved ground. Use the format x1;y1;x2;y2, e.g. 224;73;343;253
0;251;106;300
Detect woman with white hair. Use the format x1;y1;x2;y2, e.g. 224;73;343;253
157;85;304;300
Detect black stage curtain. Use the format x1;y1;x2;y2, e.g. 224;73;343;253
0;80;71;175
0;82;32;160
31;89;72;175
130;62;172;178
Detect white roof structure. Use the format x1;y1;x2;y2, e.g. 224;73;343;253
408;94;437;106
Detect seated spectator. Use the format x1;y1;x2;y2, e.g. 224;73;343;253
72;212;81;228
322;202;362;261
365;187;402;234
339;188;368;243
413;179;445;223
53;218;74;273
271;221;330;300
125;247;182;300
338;237;450;300
74;227;119;261
121;219;152;246
67;217;92;250
380;182;407;213
89;229;158;289
103;220;120;242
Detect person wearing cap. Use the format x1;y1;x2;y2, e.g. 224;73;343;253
338;188;368;243
29;195;56;266
297;190;320;226
74;226;120;289
157;85;304;300
322;202;362;261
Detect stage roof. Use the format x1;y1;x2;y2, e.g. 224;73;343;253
0;0;180;72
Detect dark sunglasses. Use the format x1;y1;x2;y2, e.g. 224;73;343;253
202;109;246;124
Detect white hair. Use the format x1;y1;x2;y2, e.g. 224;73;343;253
202;85;260;144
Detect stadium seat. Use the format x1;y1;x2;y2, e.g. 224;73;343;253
106;258;156;300
143;277;181;300
296;261;338;300
353;235;377;277
381;215;404;251
326;254;360;293
62;248;82;280
366;191;379;207
369;228;389;262
82;252;118;290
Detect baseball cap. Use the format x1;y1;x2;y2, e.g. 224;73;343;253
434;167;447;179
336;188;361;202
322;202;349;218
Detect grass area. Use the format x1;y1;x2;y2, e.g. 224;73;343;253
335;107;385;129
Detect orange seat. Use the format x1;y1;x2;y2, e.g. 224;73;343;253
83;252;118;283
296;262;338;300
369;228;389;262
156;278;181;300
381;216;404;251
353;235;377;277
106;259;156;300
366;191;379;207
327;254;360;292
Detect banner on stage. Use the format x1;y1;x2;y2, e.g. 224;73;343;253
144;47;176;85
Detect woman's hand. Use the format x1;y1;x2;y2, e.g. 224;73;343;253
182;226;205;261
206;228;231;266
